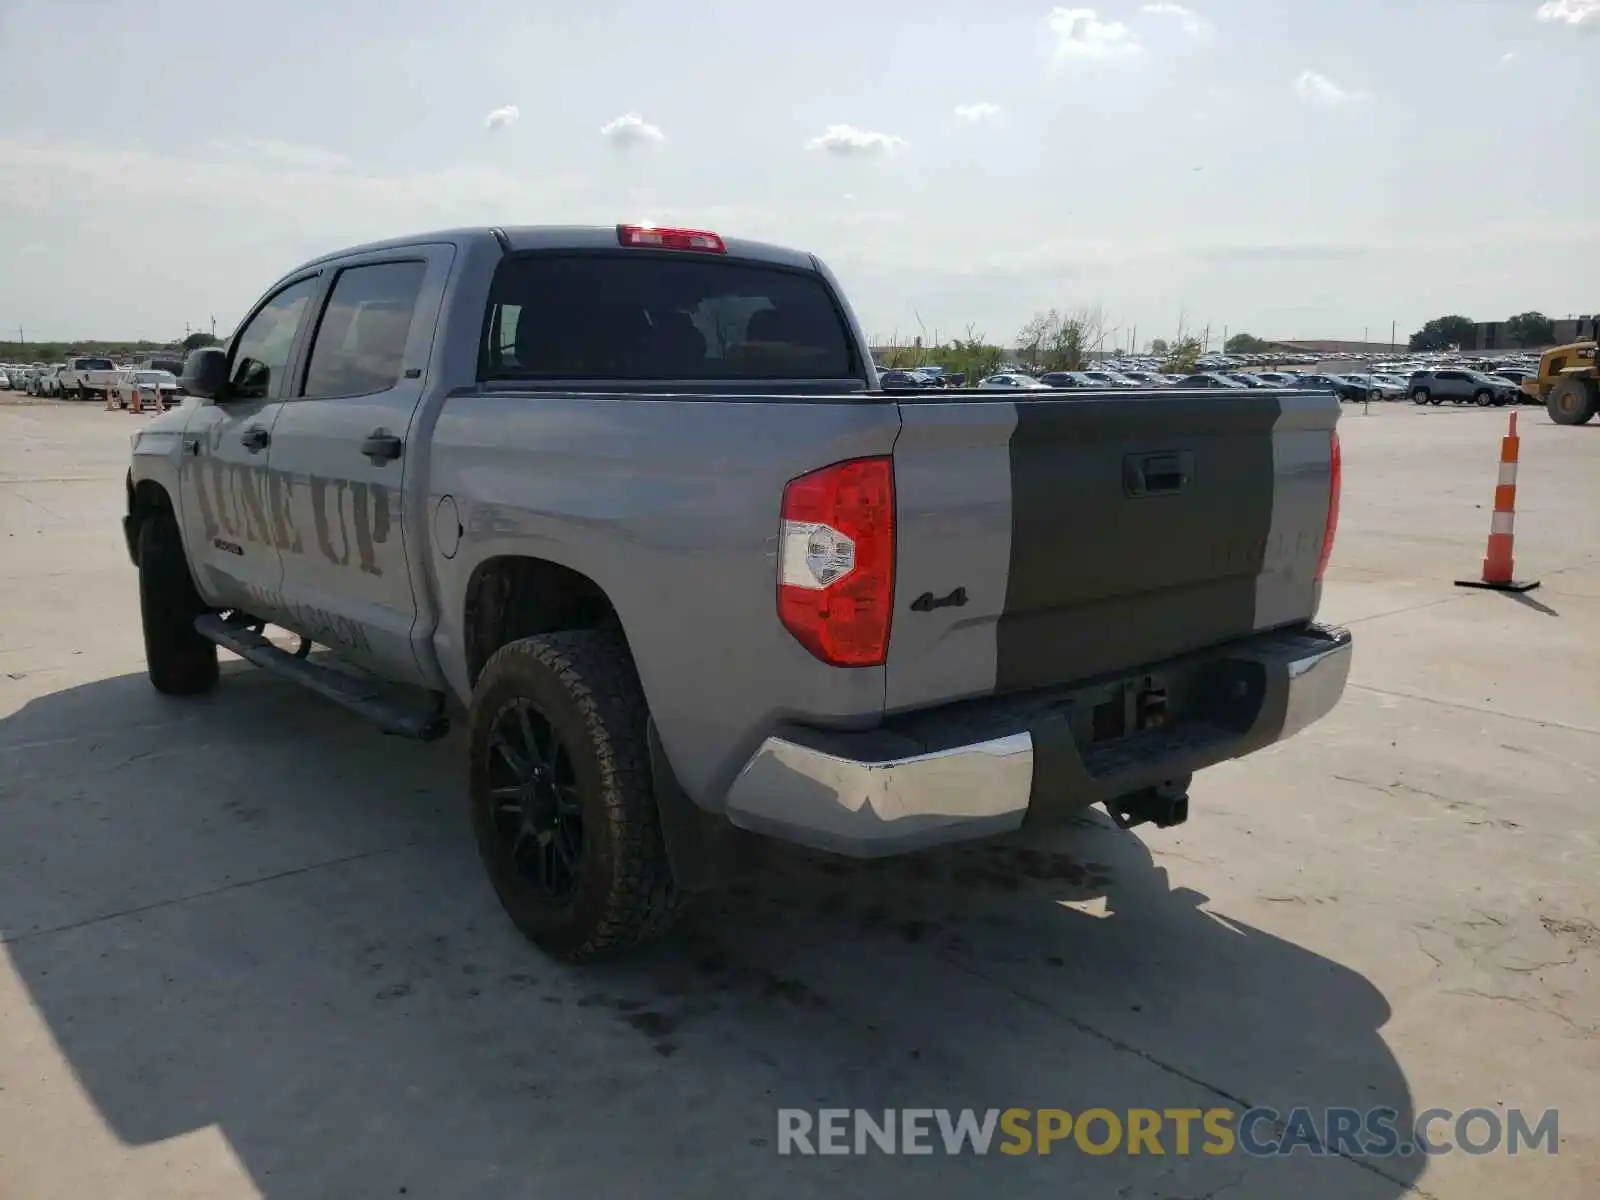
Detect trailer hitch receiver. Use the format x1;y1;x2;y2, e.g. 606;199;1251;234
1106;780;1191;830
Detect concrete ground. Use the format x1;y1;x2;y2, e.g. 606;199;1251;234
0;397;1595;1199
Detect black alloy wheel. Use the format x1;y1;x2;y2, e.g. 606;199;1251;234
484;699;584;899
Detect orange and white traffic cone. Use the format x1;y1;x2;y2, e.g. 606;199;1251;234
1456;411;1539;593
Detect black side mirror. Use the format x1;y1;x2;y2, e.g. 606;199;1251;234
181;347;229;400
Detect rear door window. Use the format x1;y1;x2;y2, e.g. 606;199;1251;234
481;254;859;381
301;261;427;399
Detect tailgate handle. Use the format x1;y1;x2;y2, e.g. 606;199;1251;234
1124;452;1191;497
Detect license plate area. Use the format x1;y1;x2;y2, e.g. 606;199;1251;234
1073;667;1198;751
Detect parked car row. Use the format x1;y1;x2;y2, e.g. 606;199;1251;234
948;364;1529;406
963;368;1403;400
2;357;185;408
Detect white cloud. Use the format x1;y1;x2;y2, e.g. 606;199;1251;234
1047;8;1143;58
600;112;666;148
1139;3;1207;36
1294;70;1366;108
954;102;1003;123
805;125;909;156
842;193;857;202
1535;0;1600;26
1496;49;1521;66
484;104;520;132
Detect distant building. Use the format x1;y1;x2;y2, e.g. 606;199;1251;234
1466;316;1596;352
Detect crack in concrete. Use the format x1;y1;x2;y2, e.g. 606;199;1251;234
939;950;1444;1198
1345;684;1600;737
0;839;419;946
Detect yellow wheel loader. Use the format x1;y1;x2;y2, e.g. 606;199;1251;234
1524;319;1598;425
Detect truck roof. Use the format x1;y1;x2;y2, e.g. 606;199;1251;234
292;225;818;276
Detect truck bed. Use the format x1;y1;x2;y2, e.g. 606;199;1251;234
426;384;1339;808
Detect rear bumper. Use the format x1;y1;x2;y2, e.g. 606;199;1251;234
724;623;1352;857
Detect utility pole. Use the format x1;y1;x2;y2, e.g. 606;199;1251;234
1391;320;1397;352
1223;325;1229;354
210;315;216;338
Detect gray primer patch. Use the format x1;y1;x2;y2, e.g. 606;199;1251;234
1254;393;1340;631
884;400;1017;713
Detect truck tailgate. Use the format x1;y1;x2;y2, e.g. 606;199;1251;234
885;390;1338;711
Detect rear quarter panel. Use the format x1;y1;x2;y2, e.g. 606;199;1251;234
427;393;901;808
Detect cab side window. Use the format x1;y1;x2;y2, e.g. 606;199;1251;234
301;261;427;399
230;277;319;400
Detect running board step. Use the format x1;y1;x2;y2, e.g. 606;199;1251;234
193;614;449;742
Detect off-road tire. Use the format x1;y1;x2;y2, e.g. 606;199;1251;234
468;630;684;962
1547;377;1597;426
138;513;219;695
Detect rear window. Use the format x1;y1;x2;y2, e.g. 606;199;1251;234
78;358;114;370
480;254;858;382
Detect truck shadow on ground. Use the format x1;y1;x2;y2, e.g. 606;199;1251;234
1;668;1424;1199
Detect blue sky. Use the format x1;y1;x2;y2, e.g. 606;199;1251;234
1;0;1595;349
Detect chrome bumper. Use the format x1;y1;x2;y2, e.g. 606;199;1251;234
1277;628;1353;742
723;626;1352;858
724;731;1036;858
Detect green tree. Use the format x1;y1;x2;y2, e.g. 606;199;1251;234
181;331;220;353
1225;332;1271;354
1015;312;1055;371
1149;337;1170;356
1408;315;1475;352
932;326;1003;384
1015;306;1108;373
1162;336;1203;373
1505;311;1555;349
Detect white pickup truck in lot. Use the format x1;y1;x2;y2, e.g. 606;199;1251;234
124;223;1351;962
57;355;121;401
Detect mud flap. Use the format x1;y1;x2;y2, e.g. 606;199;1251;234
648;719;755;892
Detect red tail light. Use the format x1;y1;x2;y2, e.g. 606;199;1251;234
616;224;726;253
1315;430;1341;580
778;457;895;667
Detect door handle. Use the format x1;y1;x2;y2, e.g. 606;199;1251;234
1123;451;1192;497
240;427;270;453
361;431;403;464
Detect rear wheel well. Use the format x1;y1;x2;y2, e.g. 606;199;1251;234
463;557;619;688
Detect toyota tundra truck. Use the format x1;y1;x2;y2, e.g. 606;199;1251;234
124;224;1350;962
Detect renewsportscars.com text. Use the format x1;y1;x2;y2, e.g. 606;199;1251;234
776;1106;1559;1158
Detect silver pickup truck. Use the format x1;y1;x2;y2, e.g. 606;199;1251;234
125;224;1350;962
